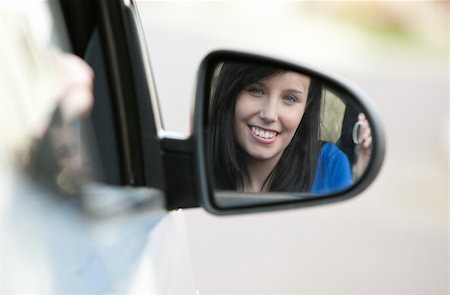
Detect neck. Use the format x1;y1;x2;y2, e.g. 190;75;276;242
242;155;281;193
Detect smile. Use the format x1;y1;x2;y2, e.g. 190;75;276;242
250;126;278;139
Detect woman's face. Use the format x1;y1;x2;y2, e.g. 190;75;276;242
234;71;311;163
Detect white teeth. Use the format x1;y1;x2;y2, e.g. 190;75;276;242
251;126;276;139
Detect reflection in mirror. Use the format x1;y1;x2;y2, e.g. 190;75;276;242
207;62;372;208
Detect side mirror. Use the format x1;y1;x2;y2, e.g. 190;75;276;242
194;50;385;214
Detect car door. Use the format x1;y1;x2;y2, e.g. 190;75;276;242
58;0;201;293
0;0;198;294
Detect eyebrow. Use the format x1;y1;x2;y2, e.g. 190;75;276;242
253;81;305;94
285;89;304;94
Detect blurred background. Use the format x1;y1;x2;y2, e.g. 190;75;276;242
136;1;448;294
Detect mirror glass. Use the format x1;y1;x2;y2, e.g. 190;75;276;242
206;61;373;208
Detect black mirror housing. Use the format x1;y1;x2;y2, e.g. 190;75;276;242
193;50;385;215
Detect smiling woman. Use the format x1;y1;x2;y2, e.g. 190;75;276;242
209;62;361;195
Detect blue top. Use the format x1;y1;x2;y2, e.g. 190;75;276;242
311;142;352;194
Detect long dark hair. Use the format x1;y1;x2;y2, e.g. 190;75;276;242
209;62;323;192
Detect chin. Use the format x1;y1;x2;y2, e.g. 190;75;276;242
247;151;278;161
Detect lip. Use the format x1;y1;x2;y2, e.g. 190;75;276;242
248;125;279;144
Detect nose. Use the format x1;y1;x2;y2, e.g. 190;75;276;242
259;99;278;123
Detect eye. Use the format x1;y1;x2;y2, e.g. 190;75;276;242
282;95;298;104
248;86;264;96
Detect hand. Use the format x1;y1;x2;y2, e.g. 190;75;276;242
52;50;94;121
26;51;95;193
353;113;372;179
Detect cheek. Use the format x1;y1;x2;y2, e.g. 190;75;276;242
284;106;306;132
234;97;246;136
233;110;247;148
234;102;243;130
234;100;244;122
234;94;254;121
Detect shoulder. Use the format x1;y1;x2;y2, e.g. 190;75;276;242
319;141;348;163
317;141;352;180
312;141;352;194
